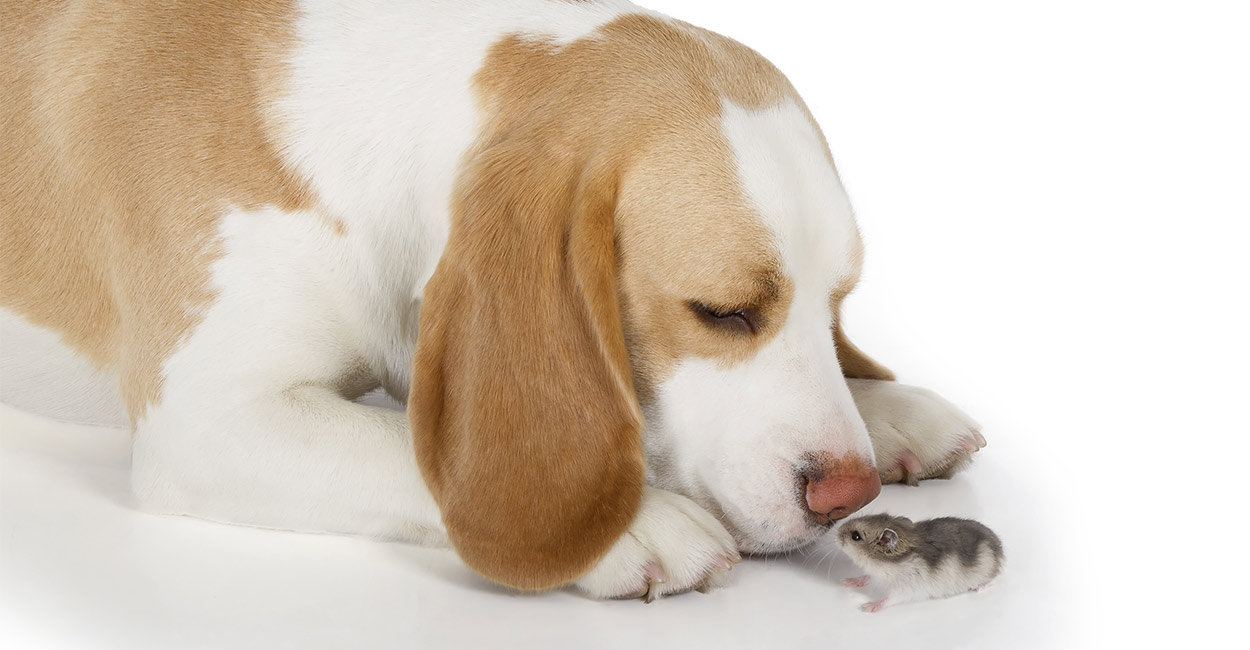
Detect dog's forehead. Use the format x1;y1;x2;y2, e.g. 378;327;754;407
614;110;783;302
721;99;862;302
616;99;859;304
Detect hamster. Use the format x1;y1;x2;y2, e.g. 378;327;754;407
834;513;1004;612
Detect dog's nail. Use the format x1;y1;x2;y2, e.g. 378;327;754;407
645;562;667;584
973;431;987;448
898;450;922;485
714;556;734;571
643;576;662;603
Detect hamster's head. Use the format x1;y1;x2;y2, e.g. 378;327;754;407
835;513;913;563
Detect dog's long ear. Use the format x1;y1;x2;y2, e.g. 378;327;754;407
835;320;895;381
410;138;644;590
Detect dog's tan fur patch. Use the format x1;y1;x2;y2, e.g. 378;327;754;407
410;14;890;589
2;4;892;591
0;1;312;422
410;15;805;589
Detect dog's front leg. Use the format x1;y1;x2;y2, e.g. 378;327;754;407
126;207;445;544
131;385;446;544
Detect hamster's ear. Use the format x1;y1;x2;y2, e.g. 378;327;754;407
877;528;900;552
410;136;645;591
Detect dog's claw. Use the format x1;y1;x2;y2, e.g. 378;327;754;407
898;449;923;486
637;555;737;602
644;562;667;584
640;563;667;603
696;560;734;595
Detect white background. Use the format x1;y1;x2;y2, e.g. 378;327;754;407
3;1;1248;647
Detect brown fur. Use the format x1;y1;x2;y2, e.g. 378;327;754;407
828;240;894;381
2;4;893;590
410;15;808;589
835;322;895;381
410;14;890;589
409;133;646;590
0;0;311;422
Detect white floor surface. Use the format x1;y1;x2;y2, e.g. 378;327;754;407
0;397;1054;650
4;1;1248;647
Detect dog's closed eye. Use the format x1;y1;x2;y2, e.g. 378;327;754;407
690;301;759;335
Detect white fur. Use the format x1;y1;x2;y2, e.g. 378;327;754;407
275;0;654;398
643;100;875;554
130;206;446;543
848;378;983;477
0;308;128;427
1;0;983;599
574;487;738;600
840;540;1002;610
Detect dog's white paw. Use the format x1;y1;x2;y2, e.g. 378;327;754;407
574;487;739;602
849;379;985;485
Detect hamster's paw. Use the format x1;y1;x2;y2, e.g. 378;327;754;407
842;575;871;588
573;487;739;602
848;379;985;486
860;597;888;613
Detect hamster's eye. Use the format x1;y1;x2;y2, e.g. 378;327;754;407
851;531;862;542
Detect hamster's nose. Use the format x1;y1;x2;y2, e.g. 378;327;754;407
801;455;881;522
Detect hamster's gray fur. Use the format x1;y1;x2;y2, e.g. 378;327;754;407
835;513;1003;612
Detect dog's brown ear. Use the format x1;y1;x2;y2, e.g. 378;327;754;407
409;138;644;590
835;320;895;381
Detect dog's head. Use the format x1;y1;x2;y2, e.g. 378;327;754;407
411;15;890;589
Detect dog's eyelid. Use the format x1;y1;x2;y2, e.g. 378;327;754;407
707;270;784;310
688;301;760;335
697;301;754;317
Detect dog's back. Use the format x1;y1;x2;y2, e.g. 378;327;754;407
1;1;310;424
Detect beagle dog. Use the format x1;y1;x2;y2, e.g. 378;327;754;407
0;0;985;599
